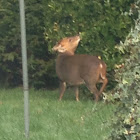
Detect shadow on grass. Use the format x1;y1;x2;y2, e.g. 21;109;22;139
29;87;97;103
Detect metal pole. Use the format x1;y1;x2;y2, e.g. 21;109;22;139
19;0;29;138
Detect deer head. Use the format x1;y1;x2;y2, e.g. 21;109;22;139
52;35;80;55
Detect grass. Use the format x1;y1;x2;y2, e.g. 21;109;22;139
0;88;116;140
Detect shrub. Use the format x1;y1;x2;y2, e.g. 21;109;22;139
0;0;138;88
107;1;140;139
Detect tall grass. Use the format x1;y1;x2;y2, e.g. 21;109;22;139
0;88;116;140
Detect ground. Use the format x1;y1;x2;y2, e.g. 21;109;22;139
0;88;116;140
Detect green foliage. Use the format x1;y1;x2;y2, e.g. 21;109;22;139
0;0;138;88
0;0;21;87
25;0;58;89
43;0;137;68
43;0;138;90
106;3;140;139
0;0;57;88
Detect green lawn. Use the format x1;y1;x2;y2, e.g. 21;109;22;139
0;88;116;140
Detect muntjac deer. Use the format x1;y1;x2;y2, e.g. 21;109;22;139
52;35;108;101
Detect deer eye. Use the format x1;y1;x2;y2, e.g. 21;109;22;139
69;39;72;42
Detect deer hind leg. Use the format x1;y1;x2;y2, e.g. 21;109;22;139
88;77;108;101
90;85;99;102
96;63;108;99
74;86;79;101
59;81;66;101
99;77;108;96
85;82;100;102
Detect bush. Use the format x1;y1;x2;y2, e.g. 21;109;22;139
107;2;140;139
0;0;138;88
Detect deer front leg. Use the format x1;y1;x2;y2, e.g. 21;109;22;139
74;86;79;101
92;86;100;102
59;81;66;101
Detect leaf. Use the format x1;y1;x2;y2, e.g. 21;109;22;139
122;79;129;84
3;52;17;62
137;118;140;124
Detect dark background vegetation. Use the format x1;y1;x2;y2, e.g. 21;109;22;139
0;0;138;89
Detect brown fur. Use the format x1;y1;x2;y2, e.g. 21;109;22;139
52;35;108;101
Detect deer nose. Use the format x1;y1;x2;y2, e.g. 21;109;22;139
76;33;81;40
52;45;58;51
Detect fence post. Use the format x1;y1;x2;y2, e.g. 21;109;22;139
19;0;29;138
